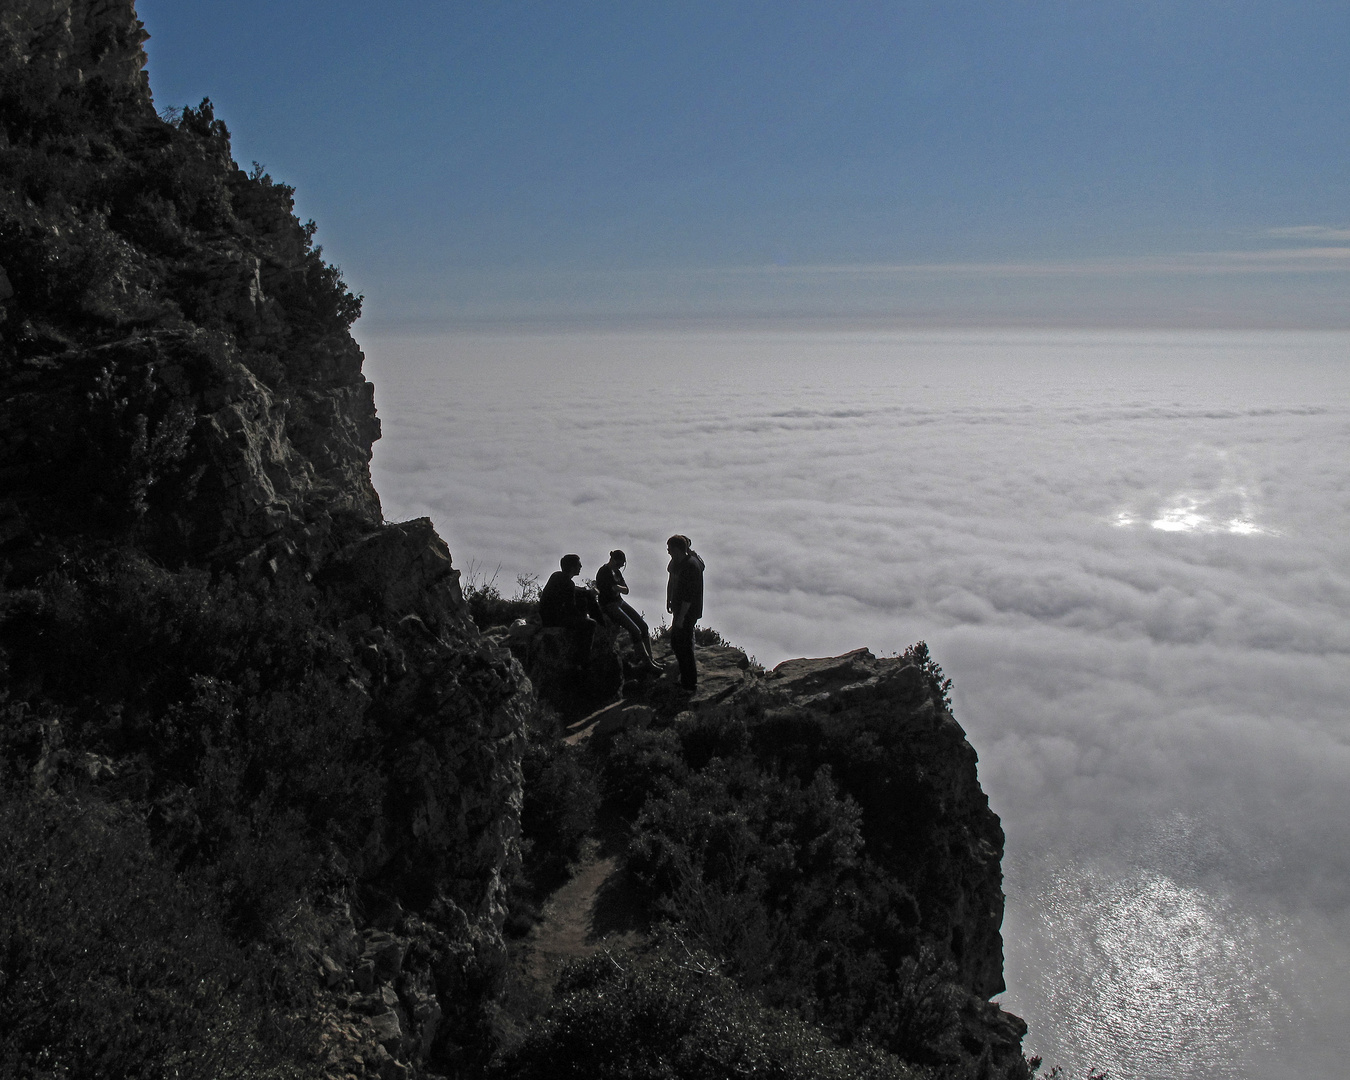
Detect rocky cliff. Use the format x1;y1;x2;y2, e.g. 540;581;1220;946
0;2;529;1075
496;638;1029;1077
0;4;1028;1078
0;0;380;567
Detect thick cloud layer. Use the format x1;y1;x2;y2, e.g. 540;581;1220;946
363;328;1350;1078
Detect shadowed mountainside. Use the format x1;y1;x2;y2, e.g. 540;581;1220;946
1;3;529;1075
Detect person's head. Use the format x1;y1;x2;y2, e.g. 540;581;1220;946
560;553;582;577
608;549;626;568
666;534;691;557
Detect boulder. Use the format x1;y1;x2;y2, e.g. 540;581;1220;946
517;621;624;720
367;1008;402;1049
362;931;405;983
324;519;471;635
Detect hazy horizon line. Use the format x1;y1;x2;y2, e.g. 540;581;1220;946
357;313;1350;337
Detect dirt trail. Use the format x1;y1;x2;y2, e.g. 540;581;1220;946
507;644;754;1000
513;844;644;991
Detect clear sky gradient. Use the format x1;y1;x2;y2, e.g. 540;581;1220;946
137;1;1350;328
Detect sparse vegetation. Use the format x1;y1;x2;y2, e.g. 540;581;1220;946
652;620;733;649
902;640;953;712
464;564;543;630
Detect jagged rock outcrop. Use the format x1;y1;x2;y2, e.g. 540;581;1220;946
0;0;150;93
600;642;1029;1078
750;649;1007;1000
0;0;380;571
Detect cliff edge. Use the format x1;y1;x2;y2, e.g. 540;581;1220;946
489;634;1029;1079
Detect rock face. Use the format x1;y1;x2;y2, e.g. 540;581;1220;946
610;642;1028;1077
753;649;1007;999
0;0;150;93
0;0;379;571
0;3;526;1074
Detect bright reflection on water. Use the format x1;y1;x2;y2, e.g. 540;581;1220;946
1006;855;1291;1080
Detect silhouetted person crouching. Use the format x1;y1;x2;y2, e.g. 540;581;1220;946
596;549;661;673
540;554;599;668
666;534;705;690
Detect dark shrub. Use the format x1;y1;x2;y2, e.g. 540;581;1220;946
504;705;601;935
598;726;689;818
494;939;917;1080
0;552;383;938
0;791;321;1079
609;700;974;1066
693;624;732;647
902;640;953;711
519;733;599;890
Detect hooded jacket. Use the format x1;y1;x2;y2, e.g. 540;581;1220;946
666;549;705;622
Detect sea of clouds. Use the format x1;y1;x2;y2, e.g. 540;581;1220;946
361;328;1350;1079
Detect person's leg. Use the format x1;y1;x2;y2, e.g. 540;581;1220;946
604;601;643;648
626;600;657;662
618;600;661;667
671;619;697;688
609;600;657;661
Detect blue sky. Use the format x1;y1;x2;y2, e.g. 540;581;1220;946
137;1;1350;328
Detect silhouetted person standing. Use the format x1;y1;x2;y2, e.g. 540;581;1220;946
666;534;705;690
596;549;661;672
540;554;598;668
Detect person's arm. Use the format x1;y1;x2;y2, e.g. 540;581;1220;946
672;600;691;628
615;568;629;595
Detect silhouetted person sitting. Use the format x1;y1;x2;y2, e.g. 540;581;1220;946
540;553;598;668
596;549;661;673
666;534;705;690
